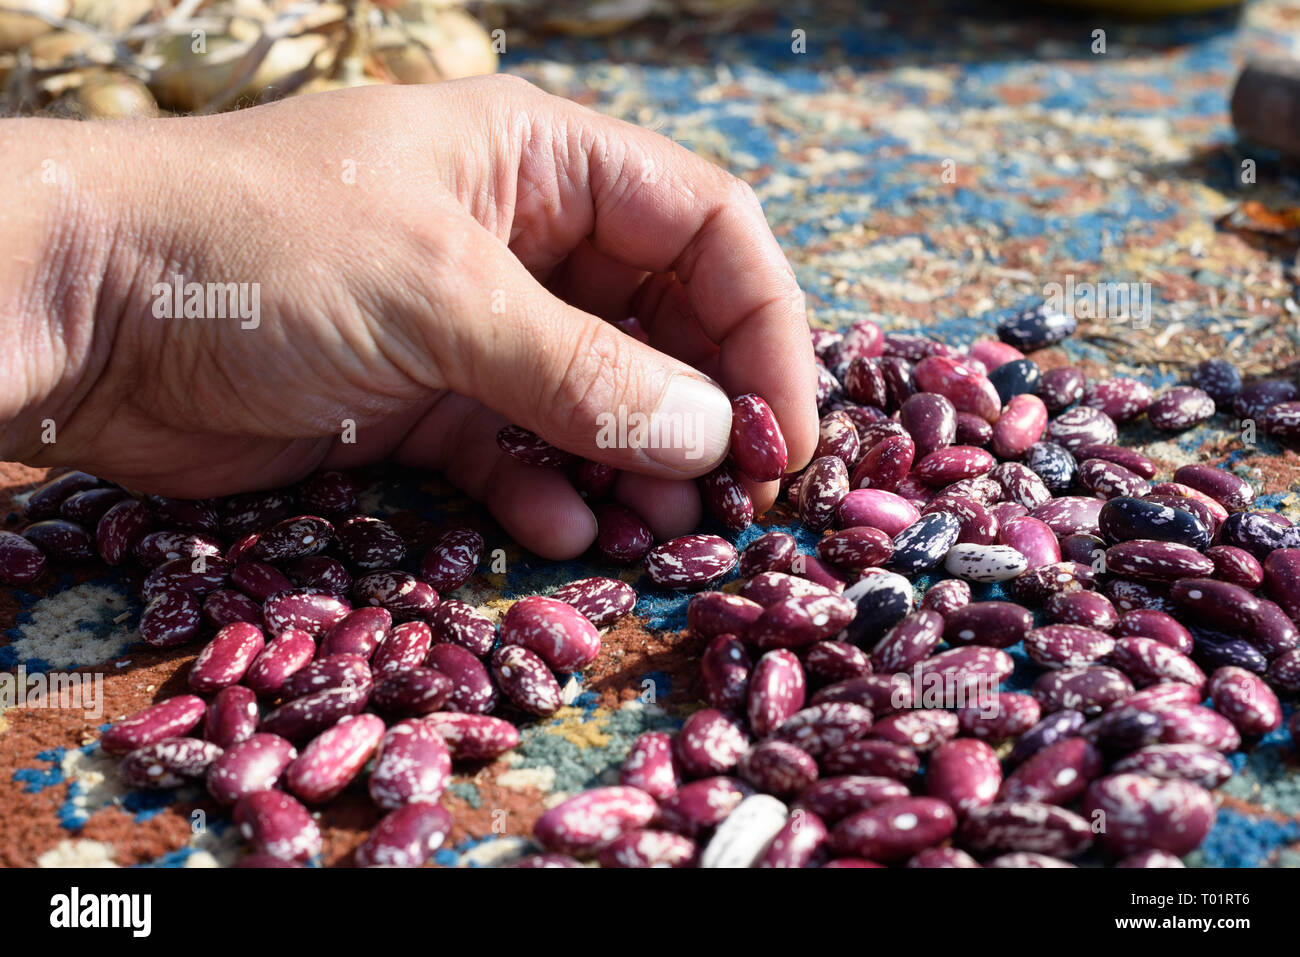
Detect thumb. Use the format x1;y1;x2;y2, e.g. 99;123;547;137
439;235;734;478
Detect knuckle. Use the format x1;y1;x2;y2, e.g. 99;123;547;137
551;323;634;435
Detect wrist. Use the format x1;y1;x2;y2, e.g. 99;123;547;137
0;117;163;464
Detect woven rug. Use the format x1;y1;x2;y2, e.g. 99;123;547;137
4;0;1300;867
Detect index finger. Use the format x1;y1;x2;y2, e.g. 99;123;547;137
554;100;821;472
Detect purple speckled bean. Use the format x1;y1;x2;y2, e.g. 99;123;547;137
1039;367;1085;412
943;601;1032;650
102;695;206;755
189;622;265;692
281;653;372;701
1082;774;1215;857
230;561;294;602
285;555;351;595
1124;683;1201;712
919;578;970;615
1010;562;1094;606
597;829;698;869
1105;541;1214;582
954;692;1042;741
425;643;496;714
1204;545;1263;590
1170;578;1259;633
244;628;316;697
297;470;357;513
830;796;956;862
674;708;749;778
534;786;658;856
206;733;297;805
501;595;601;670
701;634;752;713
645;534;737;589
202;588;263;629
915;646;1015;690
219;490;294;539
286;713;385;803
95;499;152;566
1046;406;1118;452
50;486;119;522
1112;744;1233;789
1153;704;1241;752
367;620;432;676
816;526;893;573
821;739;920;781
1173;464;1255;511
747;649;806;737
620;731;680;800
1030;496;1103;537
142;555;231;600
121;736;223;788
1078;458;1150;499
426;600;495;657
234;790;321;861
812;673;913;715
1000;738;1102;806
802;640;873;684
871;610;944;673
913;356;1001;422
955;412;993;447
148;496;220;535
1111;637;1207;693
422;712;518;761
1146;386;1215;431
850;434;915;494
1082;378;1153;422
572;459;617;502
748;593;857;650
1024;624;1115;670
793;554;848;593
496;425;574;467
355;803;452;868
738;741;819;797
263;588;351;638
1033;666;1133;716
872;710;958;753
1267;649;1300;693
738;531;797;578
491;645;562;716
593;503;655;565
700;462;755;531
799;456;851;530
139;590;203;648
729;394;789;482
259;685;370;743
1208;666;1282;737
335;516;406;570
927;738;1001;814
959;801;1093;858
797;775;911;823
204;685;260;749
23;470;100;519
371;666;452;716
1076;443;1157;479
908;847;982;868
1046;591;1118;631
551;576;636;628
252;515;332;562
988;462;1050;510
1102;578;1176;615
369;718;452;810
771;702;874;757
815;410;863;465
1005;709;1086;766
418;526;483;593
915;446;995;487
757;809;829;868
351;570;439;621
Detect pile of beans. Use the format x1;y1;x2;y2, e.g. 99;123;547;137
501;306;1300;868
1;304;1297;867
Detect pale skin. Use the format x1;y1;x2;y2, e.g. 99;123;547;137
0;75;819;559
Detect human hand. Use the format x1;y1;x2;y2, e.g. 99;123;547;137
1;76;818;558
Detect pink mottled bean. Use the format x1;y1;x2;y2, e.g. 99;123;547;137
204;685;260;749
120;737;222;788
1115;610;1194;655
244;628;316;697
646;534;737;589
426;643;496;714
286;713;385;804
831;796;957;862
997;516;1061;569
423;712;518;761
1000;737;1102;805
101;695;206;755
1082;774;1214;857
551;576;636;628
95;499;152;567
850;434;915;494
593;503;655;564
738;531;797;578
418;526;483;593
1032;667;1133;716
747;649;806;737
234;790;321;862
991;394;1048;460
534;786;658;857
620;731;680;801
355;803;452;868
501;595;601;670
1111;638;1207;693
139;591;203;649
1208;666;1282;737
207;733;297;805
259;685;370;743
491;645;562;716
701;634;752;713
189;622;265;692
263;588;351;637
872;710;959;753
674;709;749;778
927;738;1001;814
369;718;452;809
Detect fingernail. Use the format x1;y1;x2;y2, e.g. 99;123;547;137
643;374;733;472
